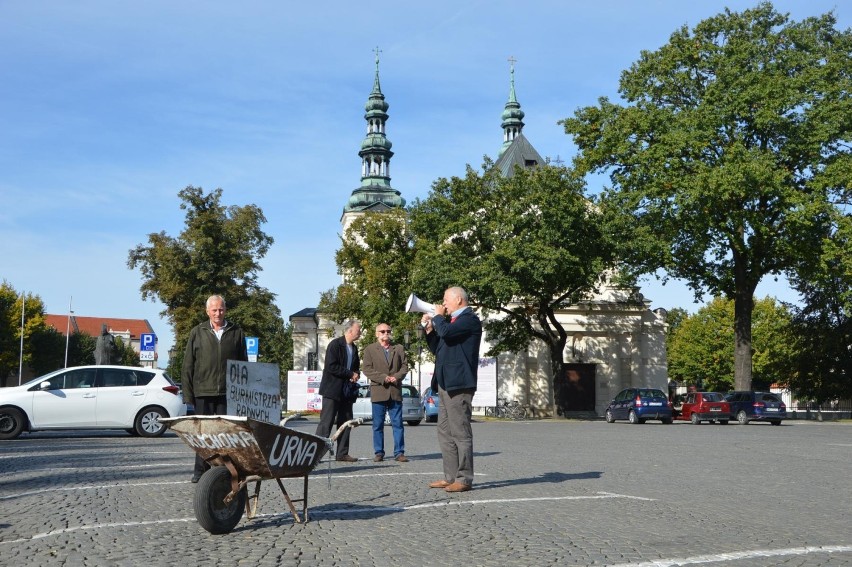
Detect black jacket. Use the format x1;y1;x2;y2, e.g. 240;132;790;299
318;335;360;401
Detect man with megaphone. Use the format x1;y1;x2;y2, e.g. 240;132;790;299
420;286;482;493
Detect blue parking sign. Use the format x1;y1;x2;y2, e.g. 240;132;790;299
246;337;259;355
140;333;156;351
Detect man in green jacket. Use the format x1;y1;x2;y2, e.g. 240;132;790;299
182;294;248;482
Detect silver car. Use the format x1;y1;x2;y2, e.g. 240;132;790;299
352;383;423;426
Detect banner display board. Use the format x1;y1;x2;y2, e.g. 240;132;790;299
226;360;281;425
287;370;323;412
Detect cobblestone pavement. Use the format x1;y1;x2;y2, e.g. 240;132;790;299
0;417;850;566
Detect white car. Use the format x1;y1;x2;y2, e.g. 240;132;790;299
352;383;423;426
0;365;186;440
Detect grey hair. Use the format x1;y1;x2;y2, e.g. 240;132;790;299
447;286;468;303
206;295;226;309
342;319;360;332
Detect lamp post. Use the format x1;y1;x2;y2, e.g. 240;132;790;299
64;296;73;368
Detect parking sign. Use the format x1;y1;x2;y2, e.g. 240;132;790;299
246;337;259;362
140;333;156;361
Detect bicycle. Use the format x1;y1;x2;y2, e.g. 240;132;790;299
491;398;527;420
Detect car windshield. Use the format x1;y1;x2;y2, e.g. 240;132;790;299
638;389;666;398
703;392;723;402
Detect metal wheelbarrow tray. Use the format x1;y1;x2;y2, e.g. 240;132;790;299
162;415;361;534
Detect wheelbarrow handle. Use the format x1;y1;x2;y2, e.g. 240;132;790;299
329;417;371;443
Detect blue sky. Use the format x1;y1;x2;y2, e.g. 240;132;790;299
1;1;847;365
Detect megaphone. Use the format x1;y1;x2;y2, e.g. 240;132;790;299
405;293;436;314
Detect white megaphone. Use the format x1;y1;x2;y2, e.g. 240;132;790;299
405;293;436;314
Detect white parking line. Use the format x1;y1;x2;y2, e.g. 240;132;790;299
605;545;852;566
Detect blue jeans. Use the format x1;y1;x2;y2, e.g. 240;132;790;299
372;400;405;456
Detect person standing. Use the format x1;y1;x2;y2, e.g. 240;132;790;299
422;286;481;492
182;294;248;483
315;320;362;462
362;323;409;462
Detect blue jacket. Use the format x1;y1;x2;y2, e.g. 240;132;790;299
426;308;482;393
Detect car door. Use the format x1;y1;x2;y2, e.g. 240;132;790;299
30;368;98;427
613;389;630;420
95;368;150;426
681;393;696;420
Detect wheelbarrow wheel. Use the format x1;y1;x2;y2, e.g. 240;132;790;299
194;466;246;534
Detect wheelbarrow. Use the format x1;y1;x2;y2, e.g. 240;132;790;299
162;414;366;534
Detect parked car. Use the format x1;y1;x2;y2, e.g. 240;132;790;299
352;383;424;426
724;391;786;425
675;391;730;424
421;387;439;422
0;365;186;440
605;388;673;424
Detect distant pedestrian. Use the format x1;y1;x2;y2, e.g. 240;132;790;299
315;320;362;462
182;295;248;483
362;323;409;462
422;286;481;492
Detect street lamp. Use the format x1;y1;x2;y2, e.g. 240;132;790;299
64;296;73;368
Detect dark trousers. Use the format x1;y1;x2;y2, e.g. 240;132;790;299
437;387;474;485
193;396;227;476
315;397;353;458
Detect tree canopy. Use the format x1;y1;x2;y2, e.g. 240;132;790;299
127;186;291;379
561;2;852;390
667;296;794;392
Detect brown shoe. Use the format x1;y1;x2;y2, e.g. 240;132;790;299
394;454;409;462
429;480;451;489
444;482;472;493
336;455;358;462
374;454;384;462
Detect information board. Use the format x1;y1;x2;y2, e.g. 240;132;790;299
226;360;281;425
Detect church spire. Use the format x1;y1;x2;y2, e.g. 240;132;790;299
499;56;525;158
342;47;405;222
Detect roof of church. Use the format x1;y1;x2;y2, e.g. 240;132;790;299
45;315;154;339
493;131;545;177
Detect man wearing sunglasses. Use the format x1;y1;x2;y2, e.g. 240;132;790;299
362;323;410;462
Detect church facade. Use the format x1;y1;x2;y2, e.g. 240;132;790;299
290;55;668;417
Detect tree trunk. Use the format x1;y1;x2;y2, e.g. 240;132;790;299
733;290;754;391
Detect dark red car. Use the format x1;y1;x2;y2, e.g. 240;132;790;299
675;391;730;424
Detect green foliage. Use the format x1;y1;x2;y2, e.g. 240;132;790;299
561;3;851;389
128;186;290;380
786;211;852;401
667;296;794;391
664;307;689;338
0;282;60;383
408;162;620;382
320;208;419;344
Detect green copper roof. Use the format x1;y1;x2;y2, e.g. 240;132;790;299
344;47;405;214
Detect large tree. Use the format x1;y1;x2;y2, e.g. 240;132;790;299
127;186;290;382
561;3;852;391
0;282;59;384
320;208;417;344
408;162;619;414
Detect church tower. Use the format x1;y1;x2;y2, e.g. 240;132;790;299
493;58;545;177
341;48;405;235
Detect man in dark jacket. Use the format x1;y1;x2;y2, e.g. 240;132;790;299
315;320;362;462
182;294;248;482
422;286;481;492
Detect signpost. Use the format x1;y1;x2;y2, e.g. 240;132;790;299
140;333;156;362
246;337;259;362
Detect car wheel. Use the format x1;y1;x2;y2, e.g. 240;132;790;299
427;415;437;423
407;419;421;426
737;410;749;425
770;420;782;426
691;413;701;425
194;466;245;535
628;410;640;424
135;407;167;437
605;409;615;423
0;407;26;440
